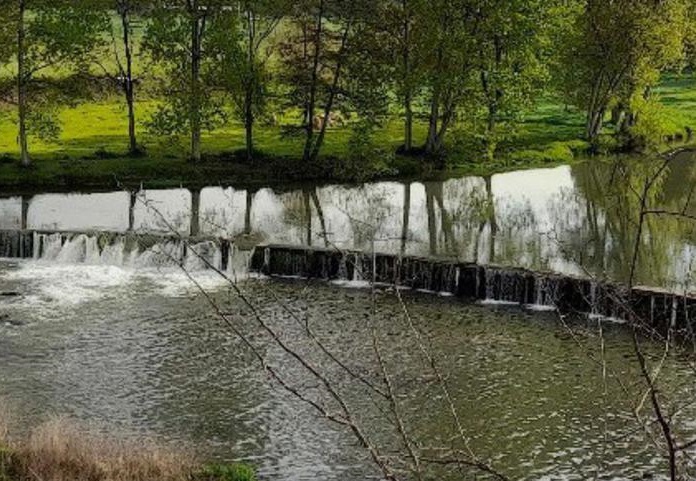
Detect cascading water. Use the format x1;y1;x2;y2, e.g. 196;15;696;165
2;231;251;277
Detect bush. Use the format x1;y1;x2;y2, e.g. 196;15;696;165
333;122;396;182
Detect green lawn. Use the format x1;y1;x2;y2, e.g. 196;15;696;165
0;74;694;192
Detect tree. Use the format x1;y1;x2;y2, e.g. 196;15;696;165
379;0;428;153
90;0;148;155
421;0;477;161
4;0;107;167
209;0;285;162
278;0;374;164
561;0;689;148
472;0;558;158
683;0;696;70
144;0;225;162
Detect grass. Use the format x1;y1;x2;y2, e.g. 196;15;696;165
0;410;255;481
0;74;694;192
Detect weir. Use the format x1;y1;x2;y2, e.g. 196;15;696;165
0;229;249;274
250;245;696;335
2;230;694;333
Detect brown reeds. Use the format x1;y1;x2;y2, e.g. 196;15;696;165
0;413;197;481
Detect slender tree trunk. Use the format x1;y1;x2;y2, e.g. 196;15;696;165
402;0;413;153
244;190;253;235
119;3;138;155
303;189;312;246
424;40;446;158
404;92;413;153
17;0;30;168
586;107;606;146
400;182;410;254
310;189;328;247
480;37;503;160
245;10;255;162
425;183;437;256
245;98;254;162
302;0;325;163
485;175;497;263
190;188;200;237
309;23;350;163
425;90;440;156
190;1;203;163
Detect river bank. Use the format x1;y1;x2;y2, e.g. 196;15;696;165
0;415;255;481
0;74;694;193
0;143;693;196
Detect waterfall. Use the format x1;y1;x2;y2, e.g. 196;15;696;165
0;230;250;275
56;234;88;263
41;234;65;261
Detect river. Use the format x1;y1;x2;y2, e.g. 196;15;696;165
0;154;695;480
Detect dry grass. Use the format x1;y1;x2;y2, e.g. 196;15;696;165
0;413;199;481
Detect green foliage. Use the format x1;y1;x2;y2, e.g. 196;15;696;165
1;0;696;173
510;140;589;165
28;3;109;74
559;0;691;146
145;93;227;137
336;121;397;181
200;463;257;481
471;0;561;149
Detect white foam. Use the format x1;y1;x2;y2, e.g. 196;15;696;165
1;263;135;306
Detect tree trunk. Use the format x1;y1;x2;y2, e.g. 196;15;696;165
424;41;446;158
424;91;440;156
480;37;503;160
17;0;30;168
309;22;350;163
190;188;200;237
400;182;410;254
425;183;437;256
303;189;312;246
245;90;253;162
485;175;497;263
125;84;137;154
302;0;324;163
586;103;606;147
244;190;253;235
402;0;413;153
244;10;255;162
119;2;138;155
310;189;328;247
190;2;203;163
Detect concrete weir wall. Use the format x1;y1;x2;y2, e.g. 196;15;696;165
250;245;696;335
0;230;33;259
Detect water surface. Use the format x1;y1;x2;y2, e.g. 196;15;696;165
1;155;693;292
0;260;695;480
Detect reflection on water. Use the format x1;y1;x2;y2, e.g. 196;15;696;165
1;154;694;290
0;263;695;480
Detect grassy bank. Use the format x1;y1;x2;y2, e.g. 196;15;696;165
0;415;255;481
0;74;694;193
